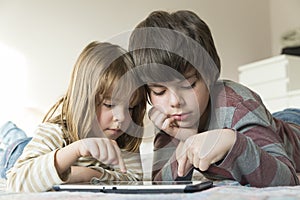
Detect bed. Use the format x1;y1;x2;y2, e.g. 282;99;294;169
1;178;300;200
2;109;300;199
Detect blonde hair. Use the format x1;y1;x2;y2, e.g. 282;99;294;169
43;41;146;152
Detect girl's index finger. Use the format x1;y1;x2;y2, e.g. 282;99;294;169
118;156;127;173
116;149;127;173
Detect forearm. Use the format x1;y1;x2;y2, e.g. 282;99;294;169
68;166;102;183
219;133;299;187
55;142;81;179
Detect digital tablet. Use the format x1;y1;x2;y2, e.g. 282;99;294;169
52;180;213;194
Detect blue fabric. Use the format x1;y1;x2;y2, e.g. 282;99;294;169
0;137;32;179
272;108;300;126
0;121;27;151
0;121;30;179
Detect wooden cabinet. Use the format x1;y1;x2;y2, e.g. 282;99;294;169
238;55;300;112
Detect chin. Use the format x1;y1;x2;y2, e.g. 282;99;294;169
105;132;123;140
174;133;191;141
177;121;197;129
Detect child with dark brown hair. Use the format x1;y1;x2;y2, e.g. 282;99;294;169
129;10;300;187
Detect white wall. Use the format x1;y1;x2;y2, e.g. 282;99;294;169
0;0;296;134
270;0;300;55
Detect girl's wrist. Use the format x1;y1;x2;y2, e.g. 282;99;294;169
55;142;81;176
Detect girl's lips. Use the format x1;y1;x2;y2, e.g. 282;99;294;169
106;128;122;134
104;129;123;140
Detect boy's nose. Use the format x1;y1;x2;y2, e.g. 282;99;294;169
169;91;184;108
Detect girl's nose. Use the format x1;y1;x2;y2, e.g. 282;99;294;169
113;106;126;123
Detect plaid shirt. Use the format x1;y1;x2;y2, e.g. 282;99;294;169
152;80;300;187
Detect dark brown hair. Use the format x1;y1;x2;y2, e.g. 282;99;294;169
129;10;220;87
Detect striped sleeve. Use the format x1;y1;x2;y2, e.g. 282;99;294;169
6;123;67;192
6;123;144;192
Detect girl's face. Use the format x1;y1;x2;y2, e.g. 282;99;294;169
96;97;134;140
148;69;210;130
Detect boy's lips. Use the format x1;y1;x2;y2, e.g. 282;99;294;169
109;128;121;132
171;113;190;121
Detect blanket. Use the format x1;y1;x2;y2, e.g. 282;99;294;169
1;179;300;200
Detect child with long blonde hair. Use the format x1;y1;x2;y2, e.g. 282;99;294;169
6;41;147;192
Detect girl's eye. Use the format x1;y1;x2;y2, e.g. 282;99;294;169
103;103;114;108
129;106;135;111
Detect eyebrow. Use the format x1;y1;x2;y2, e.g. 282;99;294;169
148;74;197;88
148;83;164;88
102;96;123;103
184;73;197;79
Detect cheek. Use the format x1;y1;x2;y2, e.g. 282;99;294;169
96;112;104;128
149;94;160;105
125;111;133;123
149;95;168;111
96;108;111;127
196;88;210;113
96;107;102;123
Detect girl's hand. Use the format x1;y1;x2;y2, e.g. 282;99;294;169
177;129;236;176
76;138;127;172
148;107;197;141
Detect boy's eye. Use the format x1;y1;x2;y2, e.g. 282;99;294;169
148;84;167;96
181;81;197;89
150;89;166;96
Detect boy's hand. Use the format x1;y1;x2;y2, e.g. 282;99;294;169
148;107;197;141
176;141;193;176
177;129;236;176
76;138;127;173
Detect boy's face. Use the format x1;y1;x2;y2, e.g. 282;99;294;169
148;69;209;130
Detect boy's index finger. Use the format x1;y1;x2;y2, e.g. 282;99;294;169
177;153;187;177
147;106;155;119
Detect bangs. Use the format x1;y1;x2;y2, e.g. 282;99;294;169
136;49;199;84
129;27;220;87
134;49;193;83
112;71;144;106
97;56;143;106
129;85;145;106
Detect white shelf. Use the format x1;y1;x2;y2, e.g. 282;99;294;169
238;55;300;112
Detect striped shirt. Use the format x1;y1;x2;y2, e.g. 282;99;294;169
6;122;143;192
152;80;300;187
